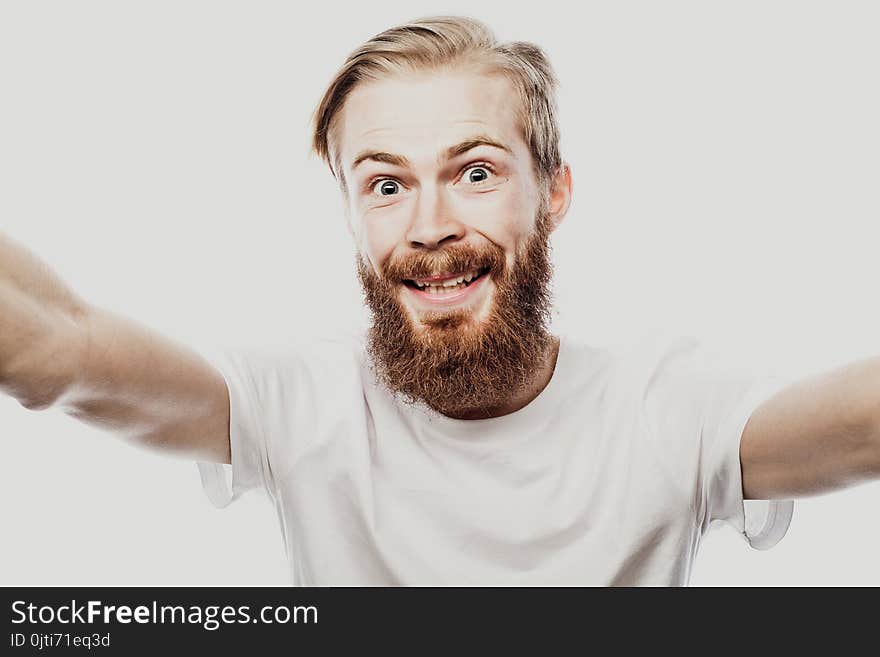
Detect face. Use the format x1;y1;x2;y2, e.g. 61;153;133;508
333;67;571;417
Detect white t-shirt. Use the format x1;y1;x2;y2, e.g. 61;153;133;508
197;333;794;586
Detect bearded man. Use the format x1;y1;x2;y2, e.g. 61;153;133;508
3;16;880;586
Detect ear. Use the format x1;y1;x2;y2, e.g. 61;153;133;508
546;163;573;232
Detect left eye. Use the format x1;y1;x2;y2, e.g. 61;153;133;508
372;179;401;196
463;165;492;184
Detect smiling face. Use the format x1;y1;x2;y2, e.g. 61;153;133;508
333;65;571;417
337;68;548;324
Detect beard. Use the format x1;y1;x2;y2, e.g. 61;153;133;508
356;207;556;419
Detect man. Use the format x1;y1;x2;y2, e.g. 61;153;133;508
2;15;879;585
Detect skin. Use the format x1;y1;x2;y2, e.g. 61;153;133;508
334;67;572;416
0;66;877;504
741;358;880;498
0;233;230;463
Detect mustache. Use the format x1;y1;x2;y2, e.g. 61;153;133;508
381;242;506;282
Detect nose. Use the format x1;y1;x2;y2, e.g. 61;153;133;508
405;186;465;249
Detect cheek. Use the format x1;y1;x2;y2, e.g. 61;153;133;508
463;176;534;225
359;216;401;274
461;193;533;260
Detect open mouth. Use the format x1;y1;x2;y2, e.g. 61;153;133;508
402;267;490;296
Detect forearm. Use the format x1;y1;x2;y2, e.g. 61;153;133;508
59;304;230;462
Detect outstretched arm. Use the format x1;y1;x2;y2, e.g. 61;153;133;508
741;357;880;499
0;231;230;464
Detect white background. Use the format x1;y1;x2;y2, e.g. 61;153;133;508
1;1;878;585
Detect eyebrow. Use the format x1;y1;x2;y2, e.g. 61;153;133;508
350;135;513;171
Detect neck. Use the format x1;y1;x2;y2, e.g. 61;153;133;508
441;335;561;420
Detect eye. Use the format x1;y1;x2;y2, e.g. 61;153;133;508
461;163;495;186
370;179;402;196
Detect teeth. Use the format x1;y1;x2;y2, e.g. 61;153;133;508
414;268;482;289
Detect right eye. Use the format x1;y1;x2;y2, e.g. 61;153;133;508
371;179;402;196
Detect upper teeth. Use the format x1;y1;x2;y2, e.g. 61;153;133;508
414;269;482;288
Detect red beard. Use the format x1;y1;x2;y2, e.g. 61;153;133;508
356;210;556;418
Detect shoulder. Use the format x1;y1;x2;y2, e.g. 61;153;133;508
208;333;365;401
606;332;751;398
555;332;706;402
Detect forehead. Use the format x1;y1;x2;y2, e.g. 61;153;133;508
334;68;526;171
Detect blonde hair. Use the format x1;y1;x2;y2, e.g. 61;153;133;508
311;16;562;194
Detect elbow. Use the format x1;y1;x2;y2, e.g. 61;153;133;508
11;365;80;411
18;391;62;412
2;303;93;413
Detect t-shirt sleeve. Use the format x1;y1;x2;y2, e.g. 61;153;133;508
196;349;277;509
640;336;795;550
